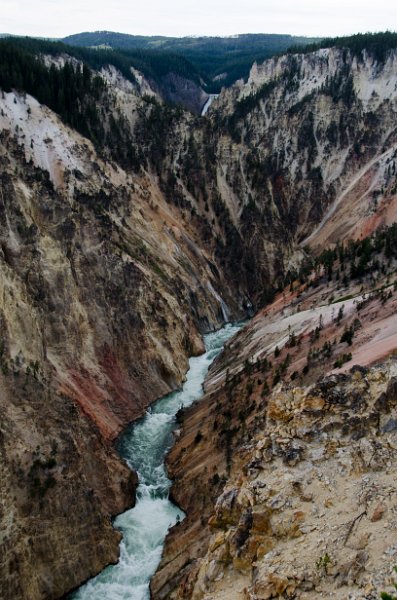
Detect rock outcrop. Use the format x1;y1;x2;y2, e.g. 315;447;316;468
0;364;136;600
175;366;397;600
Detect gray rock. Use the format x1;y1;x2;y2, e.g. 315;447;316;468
382;419;397;433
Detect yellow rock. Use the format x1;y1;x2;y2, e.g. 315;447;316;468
254;574;290;599
300;395;325;412
254;536;274;560
233;556;252;572
209;531;226;553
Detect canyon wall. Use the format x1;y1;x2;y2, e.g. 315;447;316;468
1;40;397;599
152;46;397;600
0;87;246;598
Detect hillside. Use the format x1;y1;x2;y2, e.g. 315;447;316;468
0;31;397;599
150;35;397;599
0;60;248;599
0;36;209;114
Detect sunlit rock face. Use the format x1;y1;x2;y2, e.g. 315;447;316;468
155;361;397;600
153;268;397;598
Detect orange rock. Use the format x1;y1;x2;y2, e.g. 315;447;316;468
370;503;386;522
254;574;290;599
255;537;274;560
301;395;325;412
233;556;252;572
293;510;306;522
267;398;290;422
252;510;272;534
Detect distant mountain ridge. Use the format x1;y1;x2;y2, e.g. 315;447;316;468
61;31;320;91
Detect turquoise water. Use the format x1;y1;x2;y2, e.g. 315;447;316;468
71;322;241;600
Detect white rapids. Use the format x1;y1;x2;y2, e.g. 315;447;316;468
70;322;242;600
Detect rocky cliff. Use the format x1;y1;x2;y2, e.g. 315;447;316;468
125;45;397;302
153;228;397;600
154;361;397;600
152;43;397;600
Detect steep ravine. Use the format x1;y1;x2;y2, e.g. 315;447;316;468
70;323;242;600
153;229;397;599
157;359;397;600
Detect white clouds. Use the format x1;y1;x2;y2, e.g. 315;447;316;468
0;0;396;38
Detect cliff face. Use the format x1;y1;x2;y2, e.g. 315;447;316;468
0;367;136;600
155;364;397;600
0;89;246;440
212;47;397;255
124;47;397;301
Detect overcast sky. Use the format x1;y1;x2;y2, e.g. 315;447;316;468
1;0;396;39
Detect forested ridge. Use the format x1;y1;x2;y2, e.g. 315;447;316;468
0;36;202;91
289;31;397;62
62;31;320;92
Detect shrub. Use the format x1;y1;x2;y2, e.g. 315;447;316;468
194;430;203;444
380;566;397;599
316;552;331;573
334;353;352;368
340;326;354;346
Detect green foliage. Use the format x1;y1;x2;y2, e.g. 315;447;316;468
301;223;397;292
0;37;153;168
320;64;355;105
0;39;106;144
227;78;279;130
289;32;397;64
340;325;354;346
224;58;303;138
62;31;319;92
0;36;203;87
316;552;331;573
333;353;352;368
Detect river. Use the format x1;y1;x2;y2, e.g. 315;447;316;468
70;322;242;600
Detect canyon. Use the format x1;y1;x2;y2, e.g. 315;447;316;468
0;32;397;599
